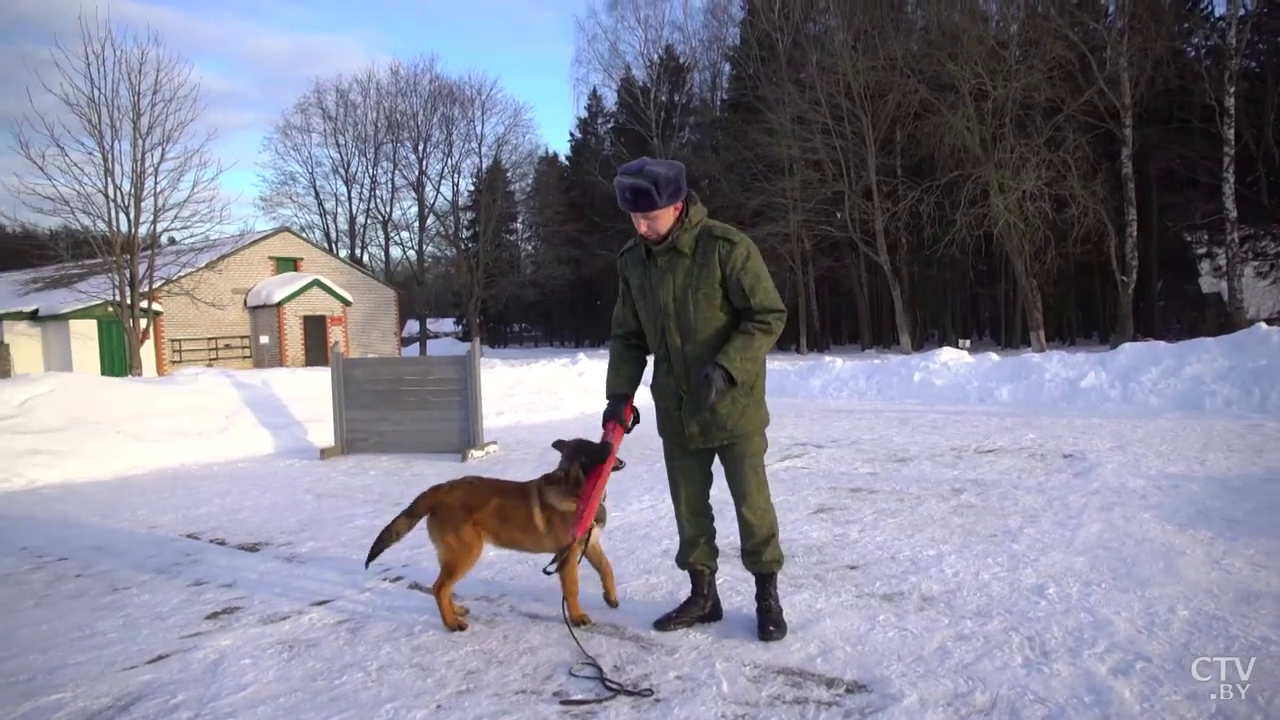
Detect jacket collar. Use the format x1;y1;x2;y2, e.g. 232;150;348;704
642;193;706;257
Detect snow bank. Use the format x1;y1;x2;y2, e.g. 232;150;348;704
0;368;336;491
456;323;1280;418
2;324;1275;491
0;346;617;491
766;323;1280;415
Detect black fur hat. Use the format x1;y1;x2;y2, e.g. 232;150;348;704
613;156;688;214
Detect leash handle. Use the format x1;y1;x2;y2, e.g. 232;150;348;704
619;404;640;434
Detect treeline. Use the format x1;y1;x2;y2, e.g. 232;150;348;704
256;0;1278;353
0;224;102;273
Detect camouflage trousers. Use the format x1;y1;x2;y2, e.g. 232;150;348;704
660;430;784;575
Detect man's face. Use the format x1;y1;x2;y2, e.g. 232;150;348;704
629;201;683;241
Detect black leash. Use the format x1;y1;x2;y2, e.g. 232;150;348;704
540;406;652;705
541;524;656;706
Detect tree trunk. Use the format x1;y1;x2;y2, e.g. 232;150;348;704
1011;276;1024;350
855;248;873;350
467;299;482;345
1221;0;1248;330
892;124;917;351
1111;287;1135;349
998;256;1007;348
125;317;144;376
793;256;809;355
415;190;430;356
1111;15;1140;348
848;213;874;351
382;222;394;284
863;123;913;353
804;241;822;352
789;206;809;355
416;312;428;356
1007;250;1048;352
1066;261;1079;346
1093;261;1109;346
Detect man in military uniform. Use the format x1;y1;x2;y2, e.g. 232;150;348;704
600;156;789;642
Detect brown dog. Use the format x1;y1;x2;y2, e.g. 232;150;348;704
363;437;621;631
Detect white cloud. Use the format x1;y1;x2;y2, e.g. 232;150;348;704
0;0;387;229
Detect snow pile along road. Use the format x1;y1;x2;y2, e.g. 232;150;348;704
764;323;1280;415
1;324;1276;492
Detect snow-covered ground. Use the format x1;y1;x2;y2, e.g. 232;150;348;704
1;324;1278;719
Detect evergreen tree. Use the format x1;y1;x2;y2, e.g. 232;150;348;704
457;155;521;342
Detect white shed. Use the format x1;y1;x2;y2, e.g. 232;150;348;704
0;265;162;378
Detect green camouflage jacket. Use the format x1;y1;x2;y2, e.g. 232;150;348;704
604;194;787;448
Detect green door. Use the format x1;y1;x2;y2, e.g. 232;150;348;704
96;317;129;377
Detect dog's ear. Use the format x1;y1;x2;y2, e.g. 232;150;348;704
552;439;567;453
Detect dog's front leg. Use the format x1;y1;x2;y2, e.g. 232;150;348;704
582;532;619;609
557;544;591;626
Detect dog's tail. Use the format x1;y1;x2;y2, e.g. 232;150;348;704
364;486;441;569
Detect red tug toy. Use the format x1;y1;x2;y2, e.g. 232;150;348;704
570;400;638;542
543;399;640;573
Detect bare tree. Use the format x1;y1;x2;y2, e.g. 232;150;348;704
924;5;1090;353
1054;1;1168;346
257;52;465;355
3;10;234;375
572;0;739;165
1217;0;1252;329
572;0;737;106
802;3;925;353
257;72;381;268
392;54;454;355
432;70;539;338
730;1;829;354
310;74;378;267
1184;0;1257;330
255;89;343;253
351;64;401;282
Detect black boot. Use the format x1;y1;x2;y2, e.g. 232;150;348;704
754;572;787;641
652;568;723;631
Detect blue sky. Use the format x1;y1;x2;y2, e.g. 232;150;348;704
0;0;586;227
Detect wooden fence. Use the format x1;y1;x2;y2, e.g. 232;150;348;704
319;339;498;461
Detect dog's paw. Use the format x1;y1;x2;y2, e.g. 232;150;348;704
453;602;470;617
445;617;469;632
604;592;619;609
569;612;592;627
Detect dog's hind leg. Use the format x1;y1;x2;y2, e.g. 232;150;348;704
581;531;619;609
431;526;483;632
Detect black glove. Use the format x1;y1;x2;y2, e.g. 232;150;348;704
602;395;631;430
701;362;734;407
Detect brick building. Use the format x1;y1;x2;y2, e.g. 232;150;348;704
151;227;400;373
0;227;400;377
